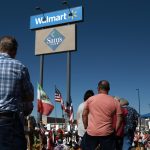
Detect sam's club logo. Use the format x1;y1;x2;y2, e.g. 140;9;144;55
44;29;65;51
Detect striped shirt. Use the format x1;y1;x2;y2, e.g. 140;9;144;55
0;53;34;112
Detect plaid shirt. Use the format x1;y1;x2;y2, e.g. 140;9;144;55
0;53;34;112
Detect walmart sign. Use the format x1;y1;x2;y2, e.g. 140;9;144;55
30;6;83;29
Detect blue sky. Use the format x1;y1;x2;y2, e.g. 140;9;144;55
1;0;150;119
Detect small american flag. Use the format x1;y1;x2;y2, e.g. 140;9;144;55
55;87;62;102
55;87;66;111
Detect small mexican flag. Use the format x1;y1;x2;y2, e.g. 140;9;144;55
37;84;54;116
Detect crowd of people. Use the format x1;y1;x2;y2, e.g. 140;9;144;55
24;116;82;150
0;35;150;150
133;131;150;150
76;80;148;150
23;116;150;150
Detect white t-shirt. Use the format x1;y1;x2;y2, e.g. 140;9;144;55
76;102;86;137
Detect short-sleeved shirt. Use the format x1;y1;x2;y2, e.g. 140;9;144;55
77;102;86;137
0;53;34;112
84;93;122;136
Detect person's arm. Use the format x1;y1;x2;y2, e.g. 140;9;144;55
115;114;123;132
22;67;34;102
115;100;123;132
82;106;89;129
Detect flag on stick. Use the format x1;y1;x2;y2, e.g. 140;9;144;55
37;84;54;116
55;87;66;111
55;87;62;102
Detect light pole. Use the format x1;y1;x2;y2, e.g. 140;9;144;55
136;88;141;131
35;6;46;21
62;1;72;16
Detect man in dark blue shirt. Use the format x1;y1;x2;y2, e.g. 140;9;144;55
0;35;34;150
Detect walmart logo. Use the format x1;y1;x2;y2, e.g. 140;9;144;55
68;10;77;19
44;29;65;51
30;6;83;30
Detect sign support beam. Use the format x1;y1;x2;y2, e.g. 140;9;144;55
67;51;71;105
37;55;44;124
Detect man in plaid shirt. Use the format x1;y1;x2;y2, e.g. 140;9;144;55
0;35;34;150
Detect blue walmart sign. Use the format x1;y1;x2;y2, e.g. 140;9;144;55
30;6;83;29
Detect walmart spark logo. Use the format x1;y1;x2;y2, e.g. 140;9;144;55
68;10;77;19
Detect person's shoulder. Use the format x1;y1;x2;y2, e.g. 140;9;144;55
9;58;26;68
128;106;137;112
77;102;84;110
100;94;113;98
106;95;117;102
78;102;84;108
14;59;25;66
86;95;95;103
127;106;139;116
108;95;116;99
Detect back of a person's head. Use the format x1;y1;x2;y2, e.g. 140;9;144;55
0;35;18;53
98;80;110;92
113;96;129;106
84;90;94;101
119;98;129;106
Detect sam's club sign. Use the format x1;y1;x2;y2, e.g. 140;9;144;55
44;29;65;51
35;24;76;55
30;6;83;29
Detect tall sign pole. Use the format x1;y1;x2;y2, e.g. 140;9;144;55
35;6;46;124
66;51;72;145
62;1;72;121
66;52;71;106
37;55;44;124
38;55;44;150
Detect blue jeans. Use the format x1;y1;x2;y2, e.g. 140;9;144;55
81;132;116;150
0;114;27;150
122;134;134;150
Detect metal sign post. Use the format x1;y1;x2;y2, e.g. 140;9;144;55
37;55;44;124
66;52;71;106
